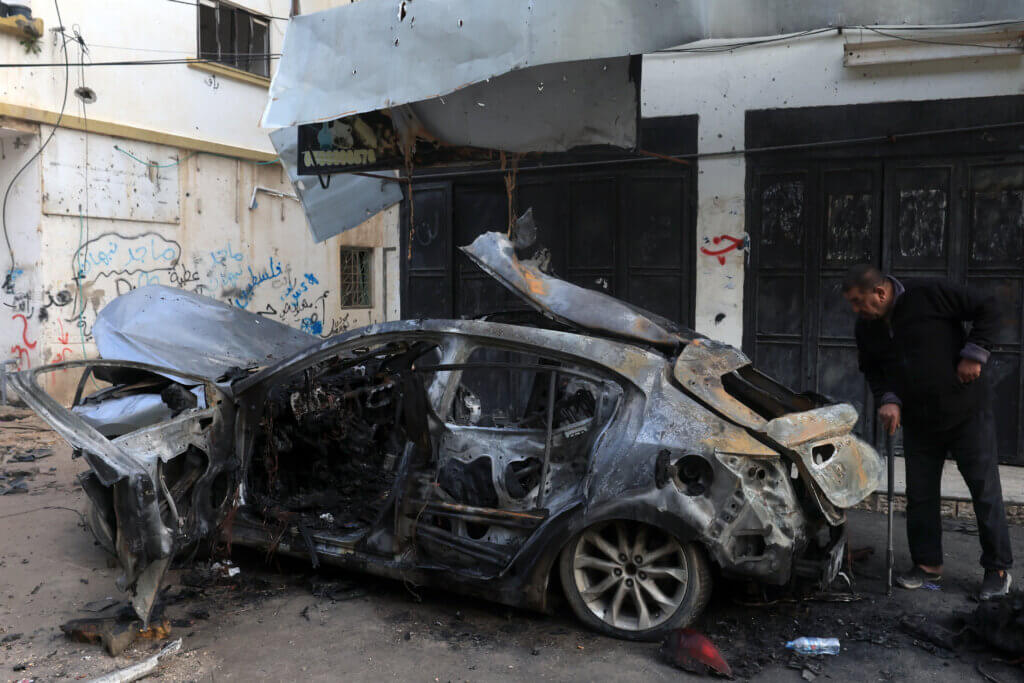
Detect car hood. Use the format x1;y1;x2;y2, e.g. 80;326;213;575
460;231;696;350
93;285;317;383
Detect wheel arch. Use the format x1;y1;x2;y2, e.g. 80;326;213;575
514;491;705;613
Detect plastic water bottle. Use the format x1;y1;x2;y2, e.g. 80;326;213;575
785;637;840;655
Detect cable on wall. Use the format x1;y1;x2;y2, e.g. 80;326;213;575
2;0;71;286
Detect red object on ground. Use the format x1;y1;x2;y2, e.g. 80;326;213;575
659;628;733;677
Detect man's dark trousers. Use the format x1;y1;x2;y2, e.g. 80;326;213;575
903;404;1013;570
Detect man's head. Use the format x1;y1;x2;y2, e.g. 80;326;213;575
841;264;894;320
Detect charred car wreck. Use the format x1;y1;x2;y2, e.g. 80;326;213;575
11;226;883;640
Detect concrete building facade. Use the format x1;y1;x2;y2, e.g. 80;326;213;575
0;0;396;400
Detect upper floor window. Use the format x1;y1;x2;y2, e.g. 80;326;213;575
198;1;270;78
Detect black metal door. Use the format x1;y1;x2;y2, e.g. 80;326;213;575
746;97;1024;464
402;165;696;328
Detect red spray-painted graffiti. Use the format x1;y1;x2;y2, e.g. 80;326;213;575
12;313;36;349
52;319;74;365
700;235;748;265
10;312;38;370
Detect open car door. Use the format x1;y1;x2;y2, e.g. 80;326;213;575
8;360;237;624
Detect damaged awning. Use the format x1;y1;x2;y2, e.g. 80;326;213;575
263;0;1020;146
263;0;1021;238
270;127;403;243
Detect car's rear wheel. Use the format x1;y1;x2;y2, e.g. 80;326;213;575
86;499;116;556
558;519;711;641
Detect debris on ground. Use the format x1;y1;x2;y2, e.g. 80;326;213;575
898;614;959;652
0;471;30;494
8;447;54;462
82;597;121;613
967;591;1024;656
659;628;733;677
785;637;840;655
61;613;172;656
211;561;241;578
86;638;182;683
310;577;367;602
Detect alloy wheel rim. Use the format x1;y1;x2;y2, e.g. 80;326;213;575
571;520;688;631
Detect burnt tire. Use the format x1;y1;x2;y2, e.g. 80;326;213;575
558;519;711;641
86;499;117;557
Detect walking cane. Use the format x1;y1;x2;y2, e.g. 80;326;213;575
886;430;895;597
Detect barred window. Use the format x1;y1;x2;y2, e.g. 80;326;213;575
340;248;373;308
198;1;271;78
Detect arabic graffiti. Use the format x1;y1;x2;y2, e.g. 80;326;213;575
1;236;352;374
71;232;181;280
233;256;284;308
700;234;749;266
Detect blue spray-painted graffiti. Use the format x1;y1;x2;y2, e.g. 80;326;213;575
72;233;181;280
3;268;24;294
300;314;324;335
60;232;351;349
282;272;320;305
233;256;284;308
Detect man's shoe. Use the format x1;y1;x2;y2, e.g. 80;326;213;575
979;570;1012;600
895;565;943;590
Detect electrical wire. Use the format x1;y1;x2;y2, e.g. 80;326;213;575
661;28;836;53
112;144;279;167
114;144;197;167
347;119;1024;183
69;42;280;55
0;55;282;68
657;22;1024;54
2;0;70;282
75;30;92;339
862;25;1024;50
0;22;1016;68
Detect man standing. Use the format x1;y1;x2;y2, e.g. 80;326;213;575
842;265;1012;599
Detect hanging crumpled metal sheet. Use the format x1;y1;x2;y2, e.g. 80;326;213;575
269;127;403;243
261;0;1020;239
262;0;1021;139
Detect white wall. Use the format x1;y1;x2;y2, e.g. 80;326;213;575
0;0;301;152
0;125;43;376
0;0;397;400
642;31;1024;346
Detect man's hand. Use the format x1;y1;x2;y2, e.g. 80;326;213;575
879;403;901;435
957;358;982;384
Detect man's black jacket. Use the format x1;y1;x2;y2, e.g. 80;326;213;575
855;278;999;431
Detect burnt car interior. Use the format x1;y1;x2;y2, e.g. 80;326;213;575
412;347;623;573
247;340;441;545
240;339;624;577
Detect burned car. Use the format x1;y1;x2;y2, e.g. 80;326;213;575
11;230;882;641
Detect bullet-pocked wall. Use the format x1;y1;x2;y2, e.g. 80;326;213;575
0;0;397;401
3;124;399;399
642;30;1024;347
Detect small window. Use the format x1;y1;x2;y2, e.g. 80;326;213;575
198;0;270;78
340;248;373;308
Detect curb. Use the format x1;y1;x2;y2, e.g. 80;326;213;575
852;493;1024;525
